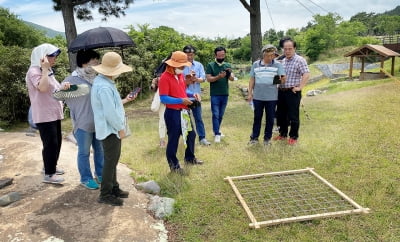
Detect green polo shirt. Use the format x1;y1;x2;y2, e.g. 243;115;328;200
206;61;232;96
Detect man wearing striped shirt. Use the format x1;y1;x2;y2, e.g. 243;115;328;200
274;39;310;145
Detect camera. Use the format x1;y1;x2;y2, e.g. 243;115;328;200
273;75;282;84
188;98;201;109
224;68;231;79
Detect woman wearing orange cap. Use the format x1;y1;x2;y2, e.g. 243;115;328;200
158;51;204;174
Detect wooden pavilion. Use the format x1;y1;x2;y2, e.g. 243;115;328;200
344;44;400;80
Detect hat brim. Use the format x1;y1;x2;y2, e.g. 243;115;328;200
165;59;191;68
92;63;132;76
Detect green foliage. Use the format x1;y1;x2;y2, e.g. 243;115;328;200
0;7;44;48
232;35;252;61
0;45;31;126
334;21;367;47
115;24;222;95
350;8;400;35
297;12;383;62
263;28;284;46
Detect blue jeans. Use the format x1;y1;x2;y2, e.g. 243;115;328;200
211;95;228;135
74;128;104;183
191;104;206;140
250;99;277;141
164;108;196;170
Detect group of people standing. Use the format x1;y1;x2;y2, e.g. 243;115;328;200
25;37;309;206
26;44;136;206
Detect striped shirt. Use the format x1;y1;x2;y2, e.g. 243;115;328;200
280;54;309;88
250;60;285;101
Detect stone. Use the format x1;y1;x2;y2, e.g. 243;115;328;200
0;178;13;189
148;195;175;219
135;180;161;194
0;191;21;206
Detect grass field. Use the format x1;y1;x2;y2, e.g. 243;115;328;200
119;72;400;241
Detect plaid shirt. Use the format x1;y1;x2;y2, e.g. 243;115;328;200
280;54;309;88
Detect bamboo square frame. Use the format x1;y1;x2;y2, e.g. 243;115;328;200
224;167;370;228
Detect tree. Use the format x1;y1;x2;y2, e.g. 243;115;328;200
0;7;44;48
239;0;262;62
52;0;134;70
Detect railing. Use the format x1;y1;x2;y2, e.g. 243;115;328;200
377;35;400;44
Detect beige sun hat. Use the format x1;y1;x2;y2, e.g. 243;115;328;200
165;51;192;68
92;51;132;76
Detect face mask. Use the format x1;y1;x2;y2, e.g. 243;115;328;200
216;58;225;64
175;68;184;75
84;66;96;75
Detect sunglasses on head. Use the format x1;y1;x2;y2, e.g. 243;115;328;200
264;47;276;52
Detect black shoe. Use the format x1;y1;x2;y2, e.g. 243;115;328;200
185;158;204;165
98;195;123;206
112;188;129;198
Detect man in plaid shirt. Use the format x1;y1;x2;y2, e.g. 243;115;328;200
274;39;310;145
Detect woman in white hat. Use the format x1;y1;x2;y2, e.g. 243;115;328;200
26;43;70;184
158;51;204;175
91;51;135;206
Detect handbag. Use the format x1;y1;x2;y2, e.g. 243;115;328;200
123;115;131;138
150;89;161;112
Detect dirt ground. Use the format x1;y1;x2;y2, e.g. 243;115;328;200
0;131;168;242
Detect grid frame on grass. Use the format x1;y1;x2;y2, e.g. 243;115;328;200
224;168;370;228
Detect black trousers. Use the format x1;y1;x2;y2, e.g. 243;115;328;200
36;120;62;175
100;134;121;198
276;90;302;139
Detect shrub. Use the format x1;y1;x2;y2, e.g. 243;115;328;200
0;45;31;127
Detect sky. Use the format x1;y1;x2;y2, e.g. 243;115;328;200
0;0;399;39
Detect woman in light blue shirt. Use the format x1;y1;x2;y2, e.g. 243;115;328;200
91;52;136;206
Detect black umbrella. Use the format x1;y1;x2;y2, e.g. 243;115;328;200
68;27;135;52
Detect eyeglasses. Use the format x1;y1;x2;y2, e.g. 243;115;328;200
183;48;195;53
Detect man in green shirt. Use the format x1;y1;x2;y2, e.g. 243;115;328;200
206;46;235;143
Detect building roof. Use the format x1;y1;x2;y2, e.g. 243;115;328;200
344;44;400;58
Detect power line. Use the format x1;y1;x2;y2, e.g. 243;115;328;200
294;0;315;15
264;0;276;30
305;0;330;13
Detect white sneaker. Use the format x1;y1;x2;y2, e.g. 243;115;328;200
214;135;221;143
213;132;225;137
43;174;64;184
199;138;211;146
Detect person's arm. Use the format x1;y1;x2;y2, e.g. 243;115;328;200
248;76;255;102
160;95;193;106
293;60;310;92
196;64;206;83
160;95;183;104
99;87;125;131
299;72;310;89
37;57;51;92
206;73;223;83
